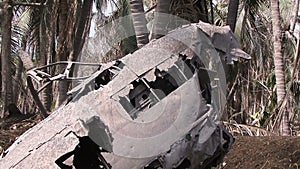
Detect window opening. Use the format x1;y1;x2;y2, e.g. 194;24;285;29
144;159;163;169
179;53;213;104
173;158;191;169
94;61;124;90
114;57;194;119
119;79;159;119
68;61;124;102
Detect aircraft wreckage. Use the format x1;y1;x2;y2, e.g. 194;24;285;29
0;21;250;169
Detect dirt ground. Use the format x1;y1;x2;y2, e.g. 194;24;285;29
222;136;300;169
0;114;40;152
0;115;300;169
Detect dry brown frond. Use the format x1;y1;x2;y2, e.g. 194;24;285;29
221;121;276;136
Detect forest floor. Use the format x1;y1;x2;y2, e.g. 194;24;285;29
222;136;300;169
0;115;300;169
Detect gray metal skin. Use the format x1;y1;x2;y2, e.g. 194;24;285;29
0;22;246;169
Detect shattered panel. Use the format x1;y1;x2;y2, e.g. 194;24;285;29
112;55;194;120
107;74;207;159
196;21;251;64
108;66;138;95
120;49;173;77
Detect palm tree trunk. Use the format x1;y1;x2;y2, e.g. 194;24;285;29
130;0;149;48
55;0;93;108
44;0;56;111
13;58;23;104
209;0;214;23
149;0;171;40
38;0;56;112
226;0;239;32
196;0;209;22
270;0;290;136
55;0;72;108
1;0;13;118
72;0;93;61
290;0;299;32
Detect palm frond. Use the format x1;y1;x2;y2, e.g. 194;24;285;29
222;121;276;136
10;6;34;55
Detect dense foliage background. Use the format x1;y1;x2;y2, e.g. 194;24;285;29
0;0;299;136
